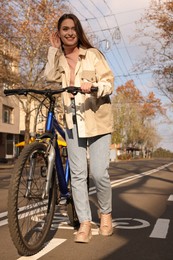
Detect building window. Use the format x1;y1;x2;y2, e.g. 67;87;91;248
7;134;14;156
3;105;14;124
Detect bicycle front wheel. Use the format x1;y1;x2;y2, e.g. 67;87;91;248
8;142;57;256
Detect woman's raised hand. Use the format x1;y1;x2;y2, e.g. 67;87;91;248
50;32;61;48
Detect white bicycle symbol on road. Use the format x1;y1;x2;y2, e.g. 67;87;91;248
113;218;150;229
51;213;150;231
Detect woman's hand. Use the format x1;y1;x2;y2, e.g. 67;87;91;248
50;32;61;48
80;82;93;93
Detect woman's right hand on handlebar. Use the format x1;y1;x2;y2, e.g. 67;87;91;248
80;82;93;94
50;32;61;48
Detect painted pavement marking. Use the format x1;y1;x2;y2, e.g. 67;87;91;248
149;218;170;239
17;238;66;260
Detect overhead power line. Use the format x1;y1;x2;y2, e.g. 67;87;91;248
65;0;152;91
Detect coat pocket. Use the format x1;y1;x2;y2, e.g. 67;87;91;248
81;70;96;82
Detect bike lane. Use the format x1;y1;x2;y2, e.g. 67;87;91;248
16;161;173;260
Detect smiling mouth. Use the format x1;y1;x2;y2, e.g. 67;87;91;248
66;37;75;40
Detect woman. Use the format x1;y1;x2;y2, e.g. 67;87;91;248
44;13;114;243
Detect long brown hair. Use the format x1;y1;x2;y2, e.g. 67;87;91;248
57;13;94;49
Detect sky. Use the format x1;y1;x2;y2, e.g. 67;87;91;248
66;0;173;151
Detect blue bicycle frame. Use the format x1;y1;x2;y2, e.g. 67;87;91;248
4;86;97;198
44;97;70;197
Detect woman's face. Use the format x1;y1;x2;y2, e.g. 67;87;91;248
58;18;78;47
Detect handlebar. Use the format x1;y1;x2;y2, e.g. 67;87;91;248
4;86;98;97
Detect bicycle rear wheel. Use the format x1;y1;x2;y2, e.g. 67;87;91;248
8;142;57;256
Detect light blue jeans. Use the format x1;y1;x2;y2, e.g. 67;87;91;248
65;124;112;223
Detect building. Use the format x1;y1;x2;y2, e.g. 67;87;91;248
0;36;20;162
0;36;67;162
0;89;20;161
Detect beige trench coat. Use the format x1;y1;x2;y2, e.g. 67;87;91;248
44;46;114;138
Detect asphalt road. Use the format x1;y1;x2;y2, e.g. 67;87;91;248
0;158;173;260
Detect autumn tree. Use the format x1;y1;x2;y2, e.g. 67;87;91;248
133;0;173;101
0;0;69;143
112;80;164;155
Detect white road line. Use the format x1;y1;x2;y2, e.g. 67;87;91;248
168;195;173;201
0;219;8;227
149;218;170;239
0;211;7;218
89;163;173;195
17;238;66;260
1;162;173;227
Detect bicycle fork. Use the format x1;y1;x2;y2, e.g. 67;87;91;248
25;142;69;200
25;144;55;199
43;144;56;198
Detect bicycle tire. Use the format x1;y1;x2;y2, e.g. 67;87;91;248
8;142;57;256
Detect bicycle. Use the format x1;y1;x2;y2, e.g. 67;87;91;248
4;86;97;256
